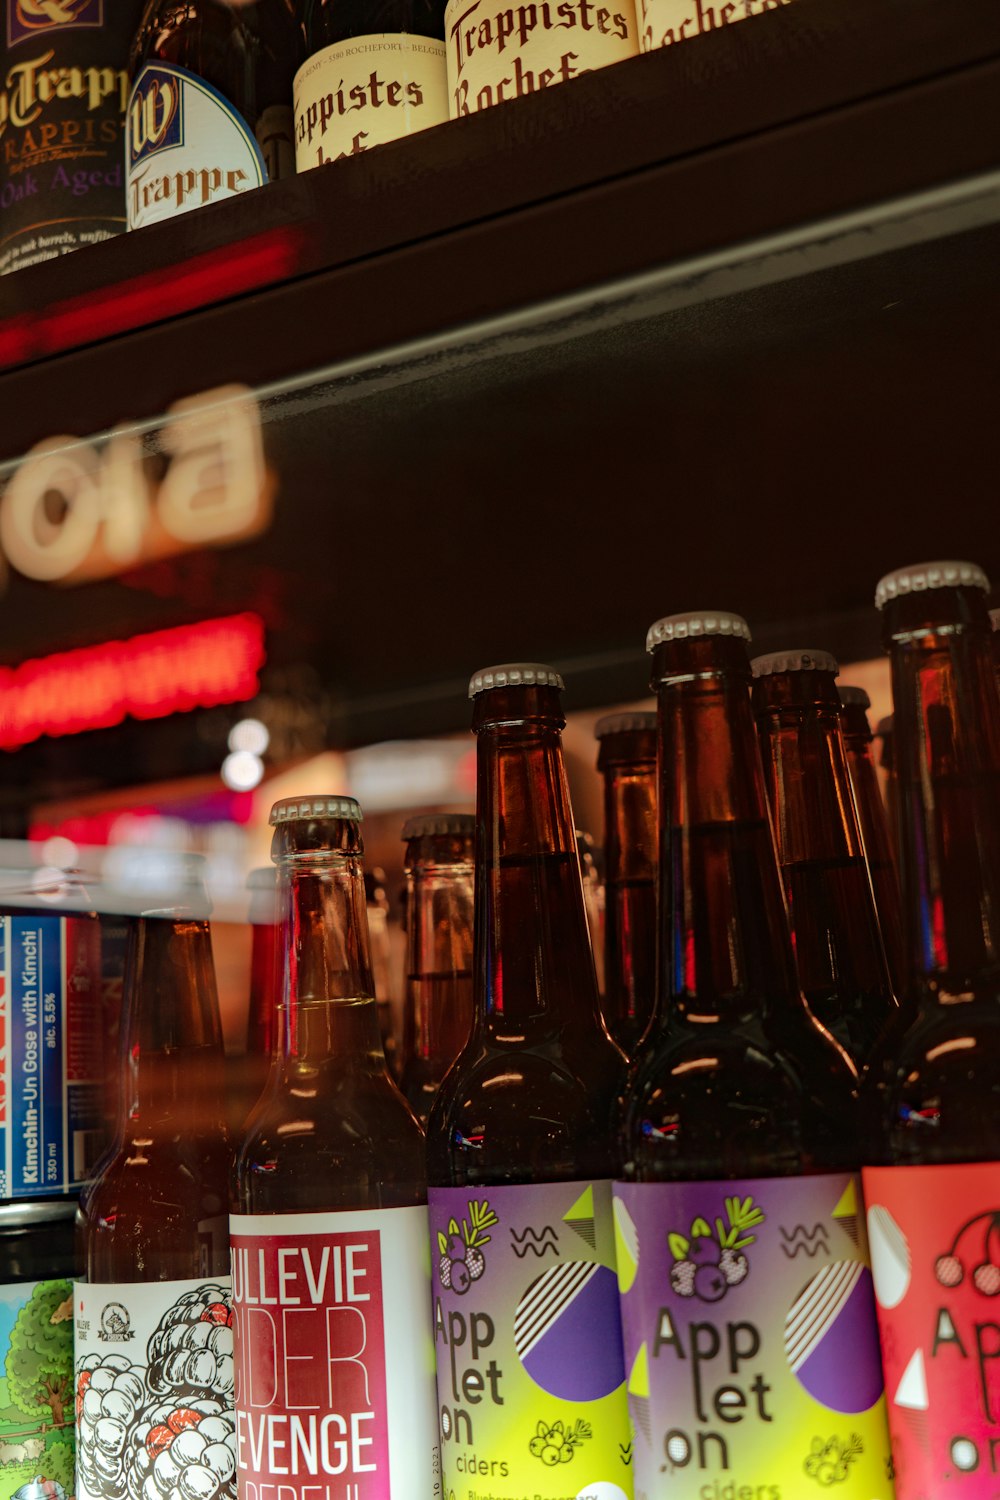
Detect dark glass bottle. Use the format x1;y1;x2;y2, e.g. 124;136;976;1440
862;562;1000;1500
75;873;235;1500
839;683;907;997
228;866;278;1132
127;0;302;229
398;812;475;1126
992;605;1000;684
751;649;898;1069
595;710;657;1055
366;865;401;1079
229;795;436;1500
876;712;898;866
577;826;605;993
427;664;630;1500
293;0;449;168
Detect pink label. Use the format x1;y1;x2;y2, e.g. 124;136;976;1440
864;1161;1000;1497
230;1207;437;1500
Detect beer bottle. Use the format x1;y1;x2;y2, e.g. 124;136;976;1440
577;827;606;993
876;712;899;866
398;812;474;1126
617;612;891;1499
127;0;302;230
839;683;907;997
294;0;449;168
75;867;236;1500
230;796;437;1500
228;867;279;1132
595;710;657;1054
426;664;631;1500
862;561;1000;1497
366;865;401;1077
751;649;898;1068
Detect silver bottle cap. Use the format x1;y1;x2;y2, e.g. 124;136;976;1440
594;711;657;738
468;663;564;698
875;560;990;609
751;649;839;678
646;610;751;653
269;795;362;825
401;813;476;840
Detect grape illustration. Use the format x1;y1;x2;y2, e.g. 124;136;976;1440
667;1196;763;1304
528;1418;591;1467
693;1264;727;1302
75;1353;148;1500
669;1260;696;1298
437;1200;499;1296
450;1260;471;1294
146;1284;234;1401
126;1397;236;1500
438;1255;453;1289
689;1237;720;1266
465;1246;485;1280
720;1248;749;1286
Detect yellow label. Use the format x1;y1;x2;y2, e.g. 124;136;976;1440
636;0;795;53
444;0;638;118
294;33;449;167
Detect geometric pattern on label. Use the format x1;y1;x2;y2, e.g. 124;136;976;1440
784;1261;883;1414
514;1262;625;1402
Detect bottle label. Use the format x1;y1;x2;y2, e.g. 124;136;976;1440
863;1160;1000;1496
126;61;267;231
443;0;638;118
74;1275;236;1500
229;1206;438;1500
428;1179;632;1500
0;1277;75;1498
614;1172;893;1496
0;914;104;1198
294;35;449;168
635;0;795;52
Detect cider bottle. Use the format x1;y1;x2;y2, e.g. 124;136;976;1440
617;612;891;1499
294;0;449;167
127;0;302;229
230;795;436;1500
751;649;898;1068
839;683;907;997
595;710;657;1054
398;812;474;1126
426;664;631;1500
862;561;1000;1497
75;868;236;1500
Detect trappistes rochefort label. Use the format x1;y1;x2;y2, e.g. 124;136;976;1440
428;1179;632;1500
633;0;793;53
443;0;637;117
0;0;143;275
229;1207;438;1500
0;913;104;1197
0;1278;75;1500
294;35;448;167
863;1160;1000;1497
126;61;276;229
614;1173;893;1497
74;1276;236;1500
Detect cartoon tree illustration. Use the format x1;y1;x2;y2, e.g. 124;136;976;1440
6;1279;73;1429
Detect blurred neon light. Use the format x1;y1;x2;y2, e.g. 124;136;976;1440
0;612;264;750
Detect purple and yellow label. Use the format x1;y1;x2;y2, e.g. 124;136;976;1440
864;1161;1000;1497
614;1173;893;1497
429;1179;632;1500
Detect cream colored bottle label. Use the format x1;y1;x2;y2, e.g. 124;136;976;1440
444;0;638;118
294;35;449;167
636;0;794;53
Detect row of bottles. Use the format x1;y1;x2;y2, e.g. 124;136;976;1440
1;0;806;272
62;559;999;1500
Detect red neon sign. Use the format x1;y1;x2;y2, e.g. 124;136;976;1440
0;613;265;750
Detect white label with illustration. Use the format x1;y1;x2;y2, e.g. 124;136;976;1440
0;1278;75;1500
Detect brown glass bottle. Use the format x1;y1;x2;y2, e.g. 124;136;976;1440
751;649;898;1069
127;0;302;229
228;866;279;1132
427;667;627;1187
595;710;657;1055
622;616;858;1185
398;812;474;1126
839;683;907;997
229;796;436;1500
991;605;1000;684
863;562;1000;1167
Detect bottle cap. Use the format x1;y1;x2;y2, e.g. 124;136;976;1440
838;685;871;709
646;611;751;653
874;561;990;609
401;813;476;840
594;711;657;738
468;663;564;698
751;649;839;678
246;866;277;889
269;795;362;825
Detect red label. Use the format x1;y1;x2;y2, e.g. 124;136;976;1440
231;1229;390;1500
864;1161;1000;1497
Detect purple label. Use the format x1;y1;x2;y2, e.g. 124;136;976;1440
7;0;103;48
614;1173;894;1497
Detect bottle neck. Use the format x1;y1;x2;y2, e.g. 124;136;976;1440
601;749;657;1040
885;591;1000;999
117;915;226;1133
654;641;800;1024
246;919;279;1058
473;691;601;1038
277;854;387;1067
405;842;474;1061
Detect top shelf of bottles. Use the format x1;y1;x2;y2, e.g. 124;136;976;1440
0;0;998;746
